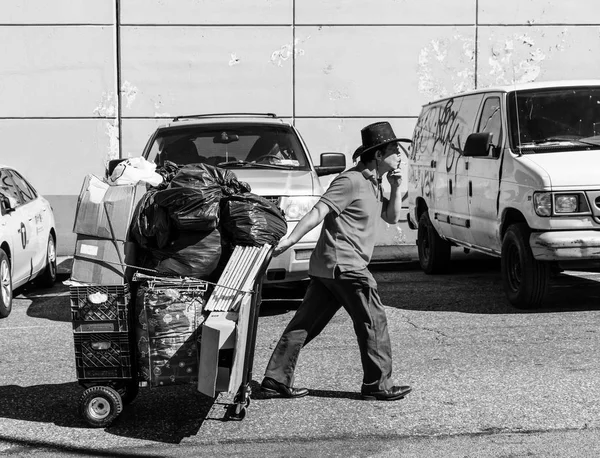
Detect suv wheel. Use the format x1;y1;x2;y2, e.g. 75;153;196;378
417;211;450;274
501;223;549;309
0;249;12;318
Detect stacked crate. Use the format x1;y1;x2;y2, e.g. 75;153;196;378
70;175;148;387
70;284;133;381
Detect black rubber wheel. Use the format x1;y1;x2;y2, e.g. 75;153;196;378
79;386;123;428
37;234;57;288
501;223;549;309
227;404;247;421
417;211;451;274
0;249;12;318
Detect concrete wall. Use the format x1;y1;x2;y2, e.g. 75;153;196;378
1;0;599;255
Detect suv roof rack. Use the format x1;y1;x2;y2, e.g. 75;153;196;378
172;113;277;122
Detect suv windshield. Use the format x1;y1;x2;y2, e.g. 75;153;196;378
145;123;311;170
508;86;600;154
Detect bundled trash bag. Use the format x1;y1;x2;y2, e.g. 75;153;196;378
154;161;181;189
221;193;287;247
152;186;221;232
169;163;251;196
129;190;173;249
145;229;222;279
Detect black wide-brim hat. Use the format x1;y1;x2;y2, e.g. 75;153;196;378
354;121;411;160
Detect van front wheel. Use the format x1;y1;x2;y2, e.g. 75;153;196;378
501;223;549;309
417;211;450;274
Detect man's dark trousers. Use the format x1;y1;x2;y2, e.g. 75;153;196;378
264;268;394;392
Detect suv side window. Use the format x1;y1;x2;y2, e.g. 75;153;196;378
477;97;502;158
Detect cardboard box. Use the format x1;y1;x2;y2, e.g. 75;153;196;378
73;175;148;241
71;235;137;284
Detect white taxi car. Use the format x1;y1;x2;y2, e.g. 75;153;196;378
0;165;57;318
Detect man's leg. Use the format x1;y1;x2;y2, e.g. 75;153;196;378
264;277;341;387
322;269;394;392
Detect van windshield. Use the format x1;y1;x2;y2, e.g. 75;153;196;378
145;123;311;170
508;86;600;154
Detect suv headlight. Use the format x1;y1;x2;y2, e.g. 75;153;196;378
279;196;320;221
533;192;552;216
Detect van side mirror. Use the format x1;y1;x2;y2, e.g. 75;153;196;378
464;132;493;157
315;152;346;176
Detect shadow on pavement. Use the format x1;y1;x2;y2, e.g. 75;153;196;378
378;256;600;314
18;272;72;323
0;382;215;444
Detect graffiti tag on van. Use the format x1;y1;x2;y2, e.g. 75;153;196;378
411;98;461;171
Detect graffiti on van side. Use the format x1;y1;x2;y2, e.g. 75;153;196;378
411;99;460;164
410;99;462;198
409;167;436;198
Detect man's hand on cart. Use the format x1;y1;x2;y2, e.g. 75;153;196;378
273;237;294;257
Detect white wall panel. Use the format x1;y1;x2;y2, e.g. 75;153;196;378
120;27;293;117
478;26;600;87
0;1;113;24
0;120;112;195
0;27;115;117
120;118;169;157
294;26;475;117
480;0;600;25
121;0;292;25
296;0;475;24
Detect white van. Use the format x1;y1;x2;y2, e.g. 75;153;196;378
407;80;600;308
133;113;346;284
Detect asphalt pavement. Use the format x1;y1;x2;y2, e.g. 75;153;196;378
1;251;600;457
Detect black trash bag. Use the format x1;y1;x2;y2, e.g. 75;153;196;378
154;161;181;189
220;193;288;247
152;186;221;232
129;189;173;249
146;229;222;279
170;163;251;195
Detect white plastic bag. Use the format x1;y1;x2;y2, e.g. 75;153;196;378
109;157;163;186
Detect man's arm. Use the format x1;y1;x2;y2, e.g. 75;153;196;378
273;201;332;257
381;169;403;224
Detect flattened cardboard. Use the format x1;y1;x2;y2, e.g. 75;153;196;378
71;235;136;284
73;174;148;241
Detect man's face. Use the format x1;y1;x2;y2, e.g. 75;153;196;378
379;143;402;172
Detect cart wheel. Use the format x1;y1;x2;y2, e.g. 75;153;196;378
117;380;139;405
227;404;247;421
79;386;123;428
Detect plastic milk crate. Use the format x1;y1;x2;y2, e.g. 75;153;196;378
74;332;133;380
70;285;131;333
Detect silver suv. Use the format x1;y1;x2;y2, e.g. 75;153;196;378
137;113;346;284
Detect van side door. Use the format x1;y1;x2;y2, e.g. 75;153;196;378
445;94;484;245
467;94;504;253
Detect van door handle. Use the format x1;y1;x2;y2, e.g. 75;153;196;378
469;181;473;197
449;179;453;195
430;160;436;168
